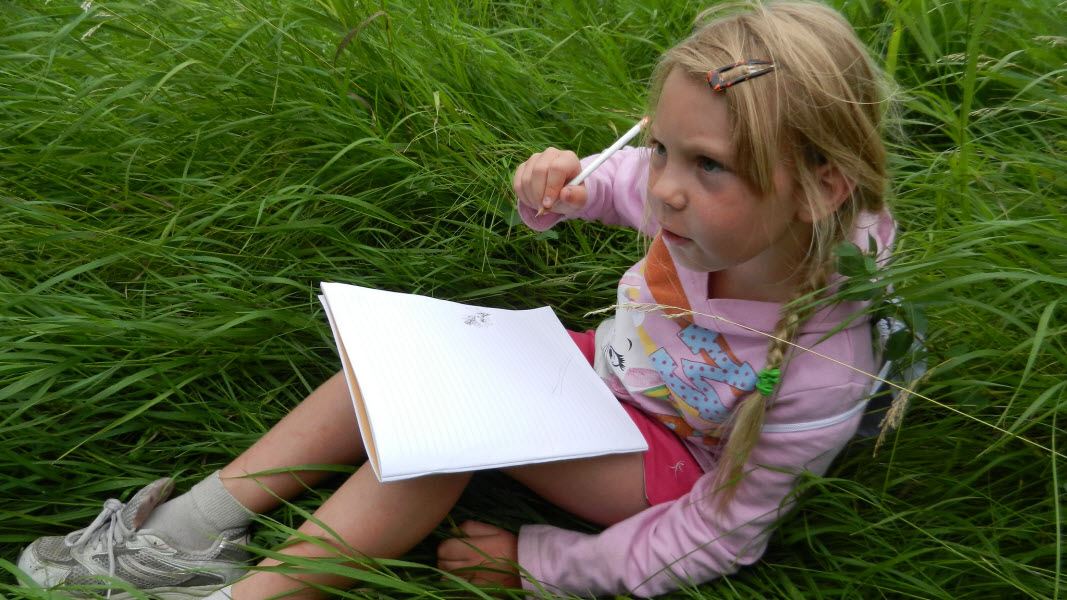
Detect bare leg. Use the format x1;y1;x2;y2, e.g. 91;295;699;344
211;370;646;599
210;371;472;598
219;371;364;513
435;453;649;586
504;451;649;526
233;468;471;599
229;454;646;599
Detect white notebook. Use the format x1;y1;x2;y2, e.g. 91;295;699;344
319;282;647;482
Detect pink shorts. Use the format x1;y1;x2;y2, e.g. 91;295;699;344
567;329;703;505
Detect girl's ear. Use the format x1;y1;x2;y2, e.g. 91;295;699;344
797;163;855;223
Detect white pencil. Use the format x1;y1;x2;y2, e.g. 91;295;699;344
536;116;648;216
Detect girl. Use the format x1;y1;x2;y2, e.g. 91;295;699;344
20;1;896;597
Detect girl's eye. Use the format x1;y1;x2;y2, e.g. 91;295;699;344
699;157;724;173
651;141;667;158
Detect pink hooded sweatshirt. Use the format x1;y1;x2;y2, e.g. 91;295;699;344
515;146;895;596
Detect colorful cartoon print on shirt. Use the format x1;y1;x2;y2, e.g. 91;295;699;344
640;233;757;425
608;277;673;394
650;412;723;446
607;330;671;393
649;325;757;423
642;235;692;319
607;338;630;371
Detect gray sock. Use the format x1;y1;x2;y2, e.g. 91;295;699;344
143;470;253;550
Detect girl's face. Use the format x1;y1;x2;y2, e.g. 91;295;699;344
647;69;813;294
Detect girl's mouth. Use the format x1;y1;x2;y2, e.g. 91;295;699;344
661;228;691;245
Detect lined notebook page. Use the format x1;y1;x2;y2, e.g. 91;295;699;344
319;282;647;482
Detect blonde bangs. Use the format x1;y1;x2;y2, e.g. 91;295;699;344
650;16;783;198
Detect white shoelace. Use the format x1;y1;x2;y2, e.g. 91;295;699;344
64;498;133;599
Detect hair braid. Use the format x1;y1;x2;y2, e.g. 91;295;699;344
713;266;830;505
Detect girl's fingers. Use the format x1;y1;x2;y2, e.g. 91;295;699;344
436;536;474;561
538;154;572;211
554;184;588;215
437;558;471;572
513;148;581;213
458;520;504;536
512;154;537;209
526;150;558;210
438;547;491;582
438;558;486;584
536;150;580;212
437;530;522;588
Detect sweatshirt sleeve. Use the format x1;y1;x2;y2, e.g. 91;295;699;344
516;393;862;597
517;145;657;235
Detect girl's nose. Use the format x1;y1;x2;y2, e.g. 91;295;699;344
649;167;687;212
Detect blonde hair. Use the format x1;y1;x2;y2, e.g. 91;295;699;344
647;1;891;499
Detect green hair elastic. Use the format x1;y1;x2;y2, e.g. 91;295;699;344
755;368;781;396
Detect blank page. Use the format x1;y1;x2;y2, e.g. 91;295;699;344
320;282;647;482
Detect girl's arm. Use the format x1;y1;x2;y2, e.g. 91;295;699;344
516;146;657;235
516;385;865;597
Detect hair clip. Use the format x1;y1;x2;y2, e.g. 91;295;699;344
707;59;775;92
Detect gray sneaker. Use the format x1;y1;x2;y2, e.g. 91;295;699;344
18;478;249;599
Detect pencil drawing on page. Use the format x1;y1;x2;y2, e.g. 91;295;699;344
463;311;491;327
551;356;574;395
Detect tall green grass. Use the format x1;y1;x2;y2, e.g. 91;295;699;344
1;0;1064;598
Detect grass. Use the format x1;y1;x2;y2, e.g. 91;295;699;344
1;0;1064;598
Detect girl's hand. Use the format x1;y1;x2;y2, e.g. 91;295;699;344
437;520;521;588
513;147;588;216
